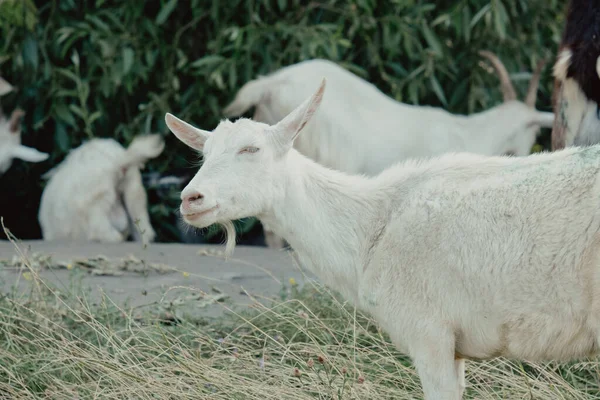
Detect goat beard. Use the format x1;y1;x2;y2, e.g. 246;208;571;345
220;220;237;258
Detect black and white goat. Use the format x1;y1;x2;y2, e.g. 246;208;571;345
551;0;600;150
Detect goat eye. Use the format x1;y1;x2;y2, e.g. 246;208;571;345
238;146;259;154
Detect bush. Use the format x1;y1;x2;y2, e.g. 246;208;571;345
0;0;565;241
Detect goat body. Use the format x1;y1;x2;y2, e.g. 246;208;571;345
263;142;600;400
38;134;164;243
225;56;553;174
166;80;600;399
225;56;554;248
551;0;600;150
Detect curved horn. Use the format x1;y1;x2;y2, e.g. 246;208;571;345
479;50;517;102
525;57;548;108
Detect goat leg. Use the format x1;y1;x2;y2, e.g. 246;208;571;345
122;168;156;243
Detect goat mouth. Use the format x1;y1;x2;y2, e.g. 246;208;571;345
182;206;218;221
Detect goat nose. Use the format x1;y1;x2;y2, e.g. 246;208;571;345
183;192;204;206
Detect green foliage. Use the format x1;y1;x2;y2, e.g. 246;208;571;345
0;0;566;241
0;0;37;31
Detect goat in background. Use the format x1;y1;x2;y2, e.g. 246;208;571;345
224;53;553;248
38;134;164;243
551;0;600;150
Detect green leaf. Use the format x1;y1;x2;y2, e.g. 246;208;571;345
85;14;111;33
53;103;77;127
190;55;225;69
88;111;103;124
470;4;491;28
408;81;419;105
111;63;123;86
421;22;442;56
339;38;351;48
21;34;38;70
386;62;407;77
32;103;46;130
122;47;134;75
69;104;86;119
228;62;237;89
97;39;115;58
431;14;449;27
56;68;80;84
449;79;469;108
155;0;178;25
430;75;448;107
53;89;78;99
493;0;508;40
463;6;472;42
54;121;71;153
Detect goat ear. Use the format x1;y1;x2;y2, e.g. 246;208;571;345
165;113;210;151
270;78;326;149
12;145;49;163
596;56;600;80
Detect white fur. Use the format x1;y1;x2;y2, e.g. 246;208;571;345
225;58;554;248
0;77;13;97
38;134;165;243
225;58;553;173
0;78;48;174
167;80;600;399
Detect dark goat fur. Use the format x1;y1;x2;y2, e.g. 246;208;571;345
551;0;600;150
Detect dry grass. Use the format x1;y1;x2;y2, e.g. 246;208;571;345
1;248;600;399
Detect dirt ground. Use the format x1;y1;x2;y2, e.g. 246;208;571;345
0;240;315;320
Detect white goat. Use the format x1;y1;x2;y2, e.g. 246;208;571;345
166;79;600;399
38;134;164;243
224;53;554;248
0;77;48;174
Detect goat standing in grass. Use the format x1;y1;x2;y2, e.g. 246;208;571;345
551;0;600;150
38;134;164;243
167;79;600;399
225;53;554;248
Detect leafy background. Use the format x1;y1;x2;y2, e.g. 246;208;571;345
0;0;565;243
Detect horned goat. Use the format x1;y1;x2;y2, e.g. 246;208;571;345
551;0;600;150
166;79;600;399
38;134;164;243
224;54;554;248
0;77;48;174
